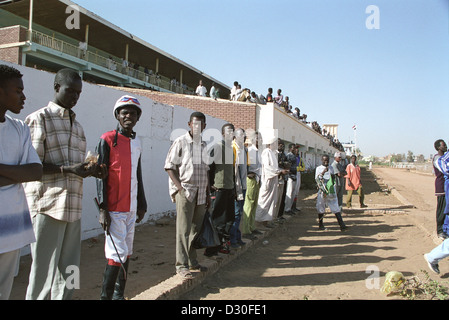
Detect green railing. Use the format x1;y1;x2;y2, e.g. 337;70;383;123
30;30;194;94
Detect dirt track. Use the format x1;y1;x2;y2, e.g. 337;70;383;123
9;166;447;300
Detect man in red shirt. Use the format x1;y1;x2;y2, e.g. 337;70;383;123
345;155;367;209
96;95;147;299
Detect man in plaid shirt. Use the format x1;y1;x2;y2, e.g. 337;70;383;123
165;111;211;279
23;68;106;299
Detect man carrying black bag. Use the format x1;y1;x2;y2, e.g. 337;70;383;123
164;112;211;279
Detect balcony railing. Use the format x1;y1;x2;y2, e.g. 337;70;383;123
30;30;194;94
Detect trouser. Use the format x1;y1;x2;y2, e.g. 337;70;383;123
175;190;205;271
26;214;81;300
436;195;446;234
231;190;246;245
105;211;136;264
242;177;260;234
275;180;286;219
346;186;365;207
205;189;234;255
284;177;296;212
0;249;20;300
335;179;345;207
426;238;449;264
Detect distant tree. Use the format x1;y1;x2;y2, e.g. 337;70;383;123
407;150;414;162
390;153;404;162
416;154;425;163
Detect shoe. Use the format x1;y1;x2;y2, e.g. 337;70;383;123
238;240;246;246
252;229;263;235
177;268;194;279
230;243;241;249
360;204;368;208
219;241;231;254
424;254;440;274
438;233;449;240
335;212;348;231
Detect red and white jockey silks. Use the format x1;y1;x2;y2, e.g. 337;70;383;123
96;129;147;263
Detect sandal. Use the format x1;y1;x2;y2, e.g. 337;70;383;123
177;268;193;279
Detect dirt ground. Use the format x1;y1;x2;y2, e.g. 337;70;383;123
9;166;448;300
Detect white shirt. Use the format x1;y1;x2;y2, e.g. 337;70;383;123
0;115;41;253
196;85;207;97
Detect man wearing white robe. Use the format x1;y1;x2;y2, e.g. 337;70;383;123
255;137;288;227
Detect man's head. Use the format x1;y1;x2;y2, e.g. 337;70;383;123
434;139;447;154
334;152;341;162
351;155;357;164
322;155;330;167
222;123;235;142
278;139;285;152
113;95;142;132
234;128;245;145
0;65;25;117
53;68;82;109
188;111;206;137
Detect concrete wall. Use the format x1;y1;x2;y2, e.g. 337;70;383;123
1;60;226;240
257;103;339;155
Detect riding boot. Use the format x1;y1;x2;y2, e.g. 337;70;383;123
318;214;326;230
100;262;120;300
112;259;129;300
335;212;348;231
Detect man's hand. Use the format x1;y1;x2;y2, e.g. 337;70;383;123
91;163;108;179
99;208;111;234
64;162;96;178
136;209;146;223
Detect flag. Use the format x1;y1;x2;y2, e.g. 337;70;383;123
352;124;357;130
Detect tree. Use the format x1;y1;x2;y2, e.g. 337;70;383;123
407;150;414;162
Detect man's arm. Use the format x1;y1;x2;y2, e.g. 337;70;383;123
0;163;42;187
166;168;183;192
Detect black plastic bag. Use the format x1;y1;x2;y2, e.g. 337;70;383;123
192;210;220;249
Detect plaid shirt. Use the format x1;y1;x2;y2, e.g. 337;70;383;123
23;101;87;222
164;132;209;205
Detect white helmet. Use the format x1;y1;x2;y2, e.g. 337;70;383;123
113;95;142;118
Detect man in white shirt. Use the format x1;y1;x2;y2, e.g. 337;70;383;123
315;155;348;231
0;65;42;300
195;80;207;97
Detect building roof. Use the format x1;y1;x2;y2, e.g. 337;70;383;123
0;0;230;94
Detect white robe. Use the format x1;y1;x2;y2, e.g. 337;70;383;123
255;147;281;222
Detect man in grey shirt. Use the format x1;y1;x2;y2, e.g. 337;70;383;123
331;152;347;210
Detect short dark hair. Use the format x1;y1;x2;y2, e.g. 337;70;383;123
54;68;81;87
221;122;234;134
189;111;206;123
0;64;23;89
435;139;445;151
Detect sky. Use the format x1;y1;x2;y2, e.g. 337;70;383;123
74;0;449;158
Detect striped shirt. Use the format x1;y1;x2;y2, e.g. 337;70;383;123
164;132;209;205
23;101;87;222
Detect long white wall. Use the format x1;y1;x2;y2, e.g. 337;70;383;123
2;61;226;240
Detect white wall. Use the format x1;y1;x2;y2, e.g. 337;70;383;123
256;103;338;156
2;61;226;240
